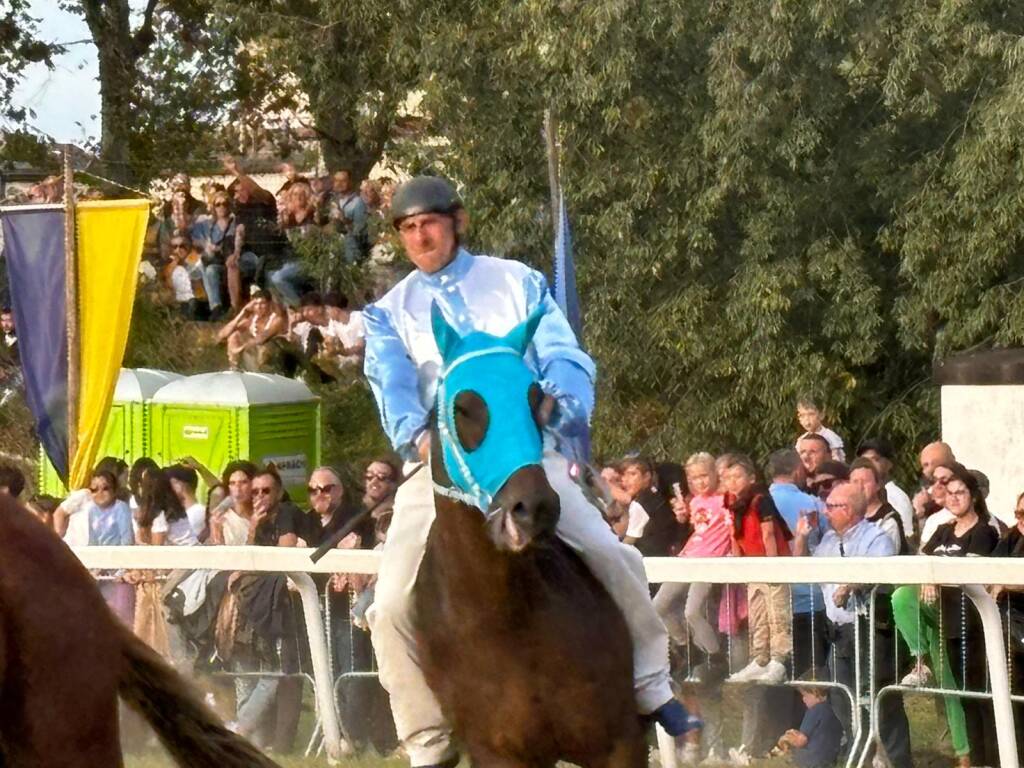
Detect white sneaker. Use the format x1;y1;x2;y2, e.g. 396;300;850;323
701;748;729;765
757;659;787;684
728;659;766;683
678;742;701;765
728;746;752;767
900;662;933;687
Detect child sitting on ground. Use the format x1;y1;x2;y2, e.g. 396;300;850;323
778;684;843;768
795;396;845;462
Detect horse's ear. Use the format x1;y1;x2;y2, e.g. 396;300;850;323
431;301;461;361
503;304;545;355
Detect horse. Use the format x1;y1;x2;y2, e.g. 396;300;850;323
0;493;280;768
412;304;647;768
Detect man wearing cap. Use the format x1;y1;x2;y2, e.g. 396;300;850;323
363;176;693;768
855;437;913;538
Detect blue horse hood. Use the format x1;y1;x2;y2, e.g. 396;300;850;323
432;302;544;511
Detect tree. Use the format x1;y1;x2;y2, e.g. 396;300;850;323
0;0;60;124
52;0;240;184
388;0;1024;475
213;0;421;178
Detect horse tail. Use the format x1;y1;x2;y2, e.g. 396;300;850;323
117;624;281;768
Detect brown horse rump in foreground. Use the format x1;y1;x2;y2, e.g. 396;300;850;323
0;494;279;768
415;460;647;768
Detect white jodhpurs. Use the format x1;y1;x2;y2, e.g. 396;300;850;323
366;449;674;766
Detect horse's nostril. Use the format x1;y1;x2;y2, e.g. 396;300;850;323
511;501;531;523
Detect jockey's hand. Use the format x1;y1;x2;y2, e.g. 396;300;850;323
417;432;431;463
537;393;558;427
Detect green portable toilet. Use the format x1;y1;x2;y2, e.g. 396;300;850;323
149;371;321;504
36;368;183;496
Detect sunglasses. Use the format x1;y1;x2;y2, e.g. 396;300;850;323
252;487;275;496
931;476;952;487
364;472;393;483
213;201;230;207
90;485;111;494
171;242;187;249
307;484;337;496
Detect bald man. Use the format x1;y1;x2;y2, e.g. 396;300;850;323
906;441;956;549
919;441;955;481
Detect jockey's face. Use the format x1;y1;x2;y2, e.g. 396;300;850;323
398;212;463;274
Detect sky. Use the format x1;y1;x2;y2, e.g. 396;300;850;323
9;2;147;144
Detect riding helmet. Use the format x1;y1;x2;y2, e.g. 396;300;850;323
390;176;462;228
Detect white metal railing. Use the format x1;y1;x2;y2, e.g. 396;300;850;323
72;548;1024;767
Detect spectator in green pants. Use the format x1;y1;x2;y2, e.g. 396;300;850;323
891;463;999;767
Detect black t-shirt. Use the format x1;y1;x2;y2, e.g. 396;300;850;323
794;700;843;768
923;518;998;638
306;502;374;548
924;518;999;557
252;501;305;546
633;487;687;557
994;527;1024;615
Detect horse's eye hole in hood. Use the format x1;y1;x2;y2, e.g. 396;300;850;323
454;390;489;452
528;382;544;429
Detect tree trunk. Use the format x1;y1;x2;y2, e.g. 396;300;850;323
94;44;138;185
311;101;389;182
79;0;158;186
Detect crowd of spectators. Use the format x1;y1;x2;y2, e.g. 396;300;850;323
600;397;1024;768
5;452;401;756
1;388;1022;765
4;173;1024;764
148;158;393;376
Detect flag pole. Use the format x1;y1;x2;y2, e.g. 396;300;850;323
63;145;79;486
543;109;561;241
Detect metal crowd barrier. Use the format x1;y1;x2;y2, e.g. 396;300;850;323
74;548;1024;767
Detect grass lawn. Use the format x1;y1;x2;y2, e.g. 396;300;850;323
125;693;958;768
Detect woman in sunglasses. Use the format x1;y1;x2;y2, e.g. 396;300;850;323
918;463;957;551
85;468;136;626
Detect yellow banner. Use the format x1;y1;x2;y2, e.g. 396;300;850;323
69;199;149;488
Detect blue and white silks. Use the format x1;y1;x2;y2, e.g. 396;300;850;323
363;248;595;460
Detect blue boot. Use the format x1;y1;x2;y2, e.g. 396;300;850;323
648;698;703;737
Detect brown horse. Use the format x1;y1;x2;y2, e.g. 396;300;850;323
412;310;646;768
0;493;280;768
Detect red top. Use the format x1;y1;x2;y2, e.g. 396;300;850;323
730;491;791;557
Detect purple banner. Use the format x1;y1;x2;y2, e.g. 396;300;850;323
1;207;69;481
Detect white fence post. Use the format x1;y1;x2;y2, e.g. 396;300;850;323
963;584;1019;768
287;571;345;762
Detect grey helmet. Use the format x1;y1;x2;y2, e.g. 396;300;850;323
390;176;462;227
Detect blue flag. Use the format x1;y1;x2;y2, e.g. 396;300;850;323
553;191;582;340
551;191;590;460
1;206;69;481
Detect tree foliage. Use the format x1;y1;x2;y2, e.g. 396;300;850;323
212;0;421;177
0;0;59;124
387;0;1024;476
9;0;1024;477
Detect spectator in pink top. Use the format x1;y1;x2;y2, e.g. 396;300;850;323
653;452;731;684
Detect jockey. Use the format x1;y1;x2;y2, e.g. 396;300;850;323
364;175;695;768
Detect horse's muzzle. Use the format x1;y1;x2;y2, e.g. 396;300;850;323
490;465;561;552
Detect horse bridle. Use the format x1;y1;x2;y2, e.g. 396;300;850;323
433;345;524;519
